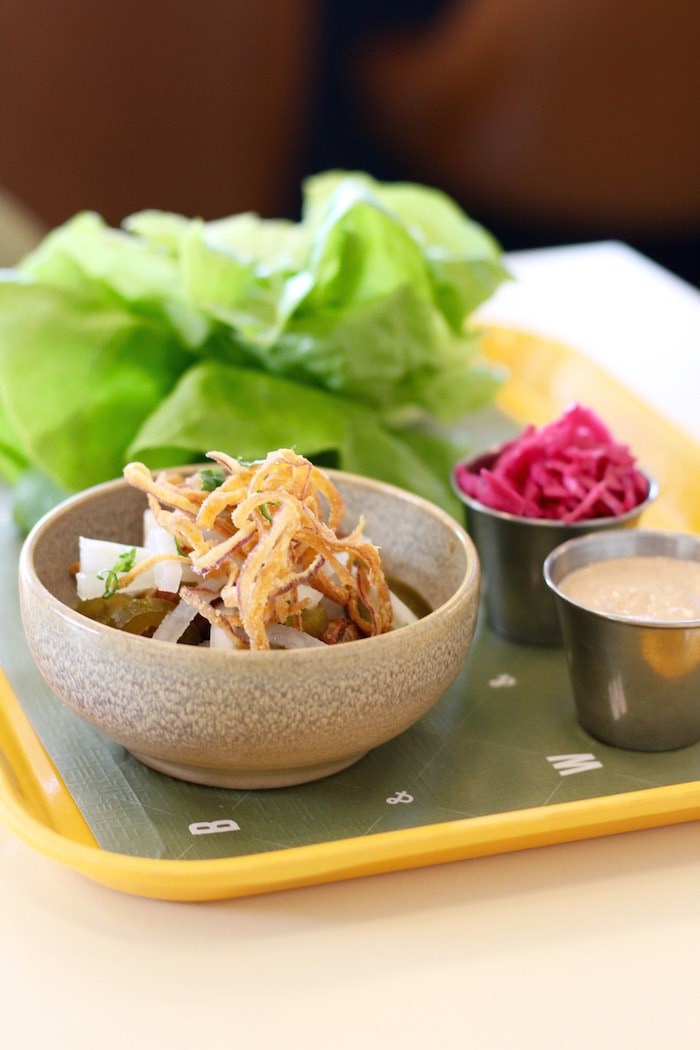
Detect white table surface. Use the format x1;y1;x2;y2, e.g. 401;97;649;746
2;242;699;1050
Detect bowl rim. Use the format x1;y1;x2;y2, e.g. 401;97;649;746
20;465;480;661
451;446;658;529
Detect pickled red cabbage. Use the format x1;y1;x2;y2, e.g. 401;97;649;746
455;405;648;522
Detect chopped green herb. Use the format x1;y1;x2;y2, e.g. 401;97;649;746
200;467;225;492
97;547;137;598
257;495;280;524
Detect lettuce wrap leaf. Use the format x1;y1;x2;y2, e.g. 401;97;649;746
0;171;509;525
127;360;455;513
0;280;195;490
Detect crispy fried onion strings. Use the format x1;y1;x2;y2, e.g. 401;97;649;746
123;449;393;650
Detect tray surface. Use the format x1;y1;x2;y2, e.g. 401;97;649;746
1;326;699;900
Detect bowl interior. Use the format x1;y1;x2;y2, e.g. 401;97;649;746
29;469;472;620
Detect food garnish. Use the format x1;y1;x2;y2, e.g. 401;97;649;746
97;546;136;598
454;404;648;521
76;449;404;651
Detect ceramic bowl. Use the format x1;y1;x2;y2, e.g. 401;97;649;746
19;469;480;789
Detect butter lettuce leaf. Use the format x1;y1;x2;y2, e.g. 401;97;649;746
0;281;194;490
302;171;510;327
128;361;460;514
0;171;508;519
21;211;210;347
128;362;348;468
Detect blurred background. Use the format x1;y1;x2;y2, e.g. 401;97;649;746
1;0;698;282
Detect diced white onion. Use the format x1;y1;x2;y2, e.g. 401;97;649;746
145;524;182;594
79;537;148;574
142;509;158;540
152;599;199;643
76;538;156;599
266;624;327;650
210;625;236;651
77;535;197;601
297;584;322;606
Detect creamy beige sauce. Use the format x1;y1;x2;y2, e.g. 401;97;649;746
560;555;700;622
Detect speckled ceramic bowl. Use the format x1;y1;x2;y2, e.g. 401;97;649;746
19;469;480;789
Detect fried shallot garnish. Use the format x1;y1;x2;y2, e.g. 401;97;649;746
123;449;393;650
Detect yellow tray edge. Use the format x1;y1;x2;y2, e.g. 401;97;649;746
1;696;698;902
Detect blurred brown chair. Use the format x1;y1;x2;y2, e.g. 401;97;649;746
353;0;700;240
